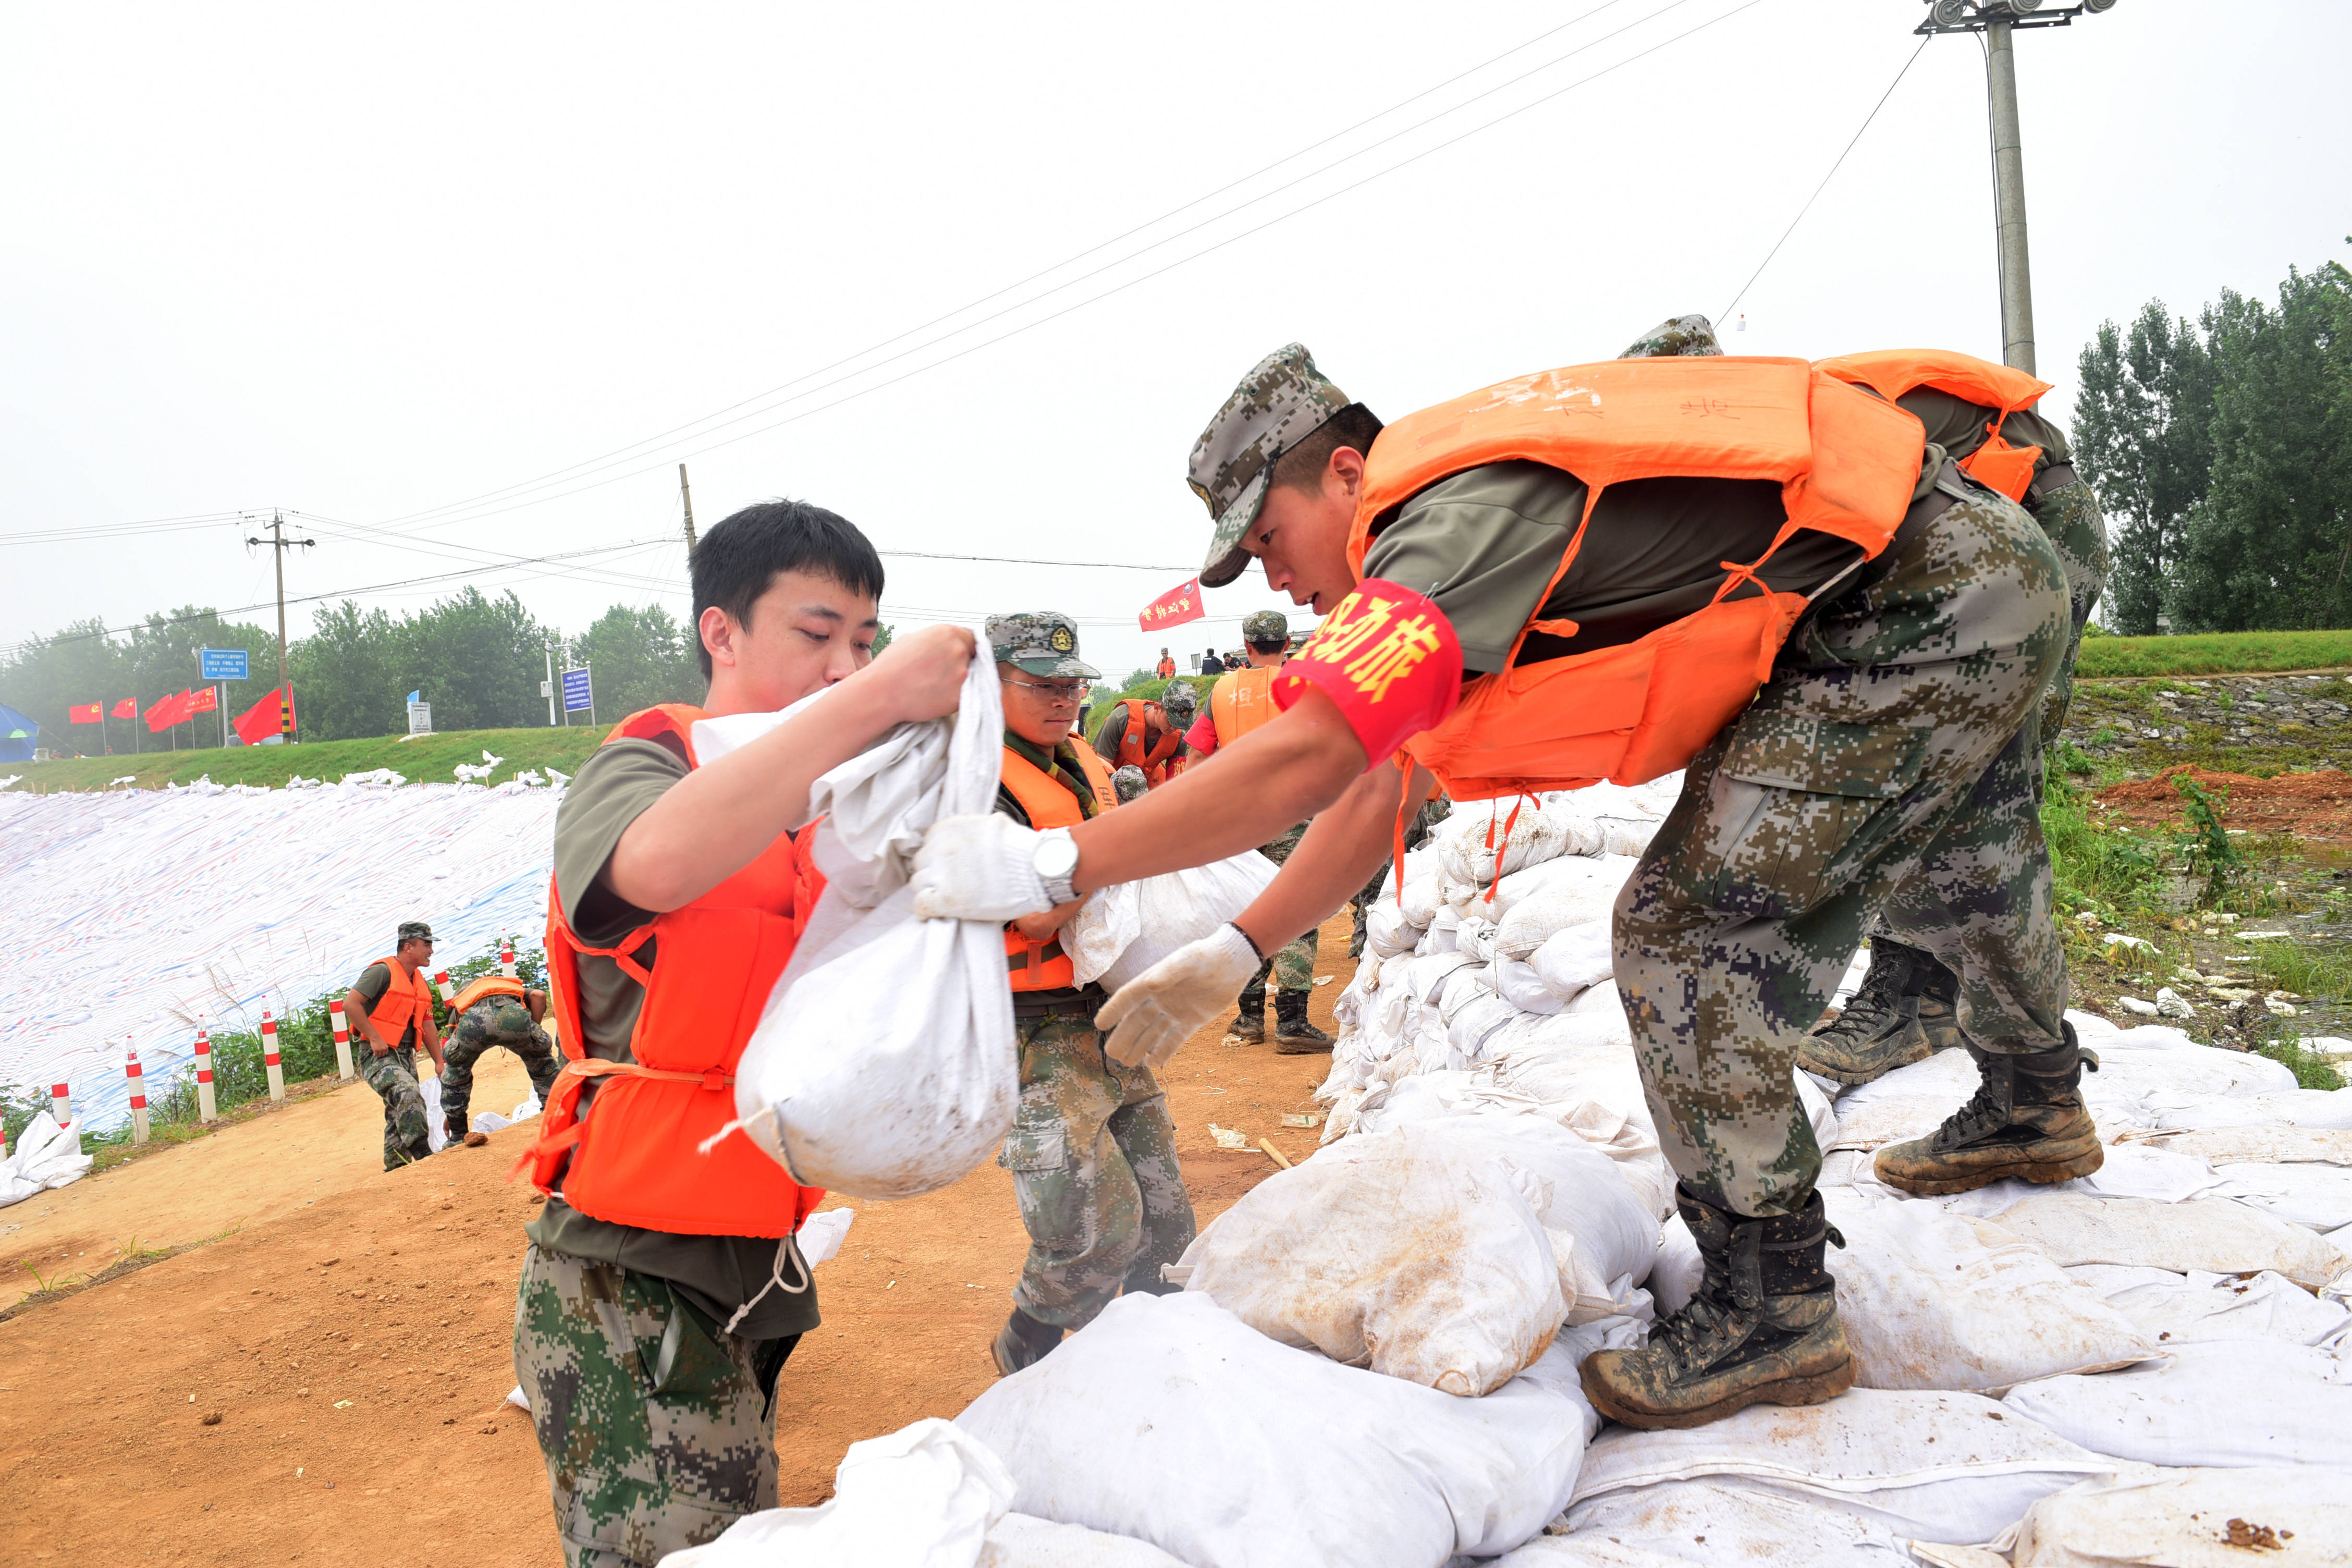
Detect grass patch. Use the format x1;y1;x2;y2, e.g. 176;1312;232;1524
2075;628;2352;679
5;723;617;795
2251;1033;2347;1092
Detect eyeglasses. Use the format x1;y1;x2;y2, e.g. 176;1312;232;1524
1001;676;1087;707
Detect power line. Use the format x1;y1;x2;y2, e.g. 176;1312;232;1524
0;511;251;548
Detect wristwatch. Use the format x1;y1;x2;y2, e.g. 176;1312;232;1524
1032;828;1080;906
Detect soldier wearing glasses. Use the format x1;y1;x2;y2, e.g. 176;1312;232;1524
985;612;1195;1376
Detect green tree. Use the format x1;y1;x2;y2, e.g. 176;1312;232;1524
569;603;702;718
288;599;399;741
869;622;893;656
393;587;551;731
2074;302;2216;633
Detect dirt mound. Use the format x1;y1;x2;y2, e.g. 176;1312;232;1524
2093;767;2352;841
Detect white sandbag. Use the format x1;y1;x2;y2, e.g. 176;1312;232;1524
1496;954;1569;1014
1503;1479;1934;1567
1795;1069;1839;1155
978;1514;1189;1568
1845;1141;2237;1218
1988;1193;2350;1290
1456;914;1499;963
1529;922;1615;1002
1570;1388;2118;1544
2121;1125;2352;1167
1365;893;1422;958
958;1291;1596;1568
2209;1160;2352;1231
1650;1215;1702;1317
2003;1339;2352;1469
1999;1466;2352;1568
2151;1088;2352;1132
1494;859;1637;961
2069;1265;2352;1348
1399;864;1445;928
1824;1048;1982;1153
1819;1193;2157;1394
662;1417;1012;1567
727;655;1016;1200
420;1074;450;1154
1062;849;1278;990
0;1111;91;1208
1463;850;1628;923
1449;988;1526;1062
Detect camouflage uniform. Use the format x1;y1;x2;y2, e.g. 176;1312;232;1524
1238;819;1317;1010
512;1244;797;1567
1613;463;2073;1218
439;993;562;1142
360;1043;432;1170
2027;476;2110;771
999;1014;1196;1328
1618;314;1726;359
1111;764;1148;803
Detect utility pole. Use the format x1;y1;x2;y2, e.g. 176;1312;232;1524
679;464;698;554
1917;0;2118;374
244;510;316;742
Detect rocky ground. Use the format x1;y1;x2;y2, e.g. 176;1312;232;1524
2065;670;2352;780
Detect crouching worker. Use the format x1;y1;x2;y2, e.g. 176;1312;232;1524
987;612;1196;1376
515;500;973;1568
346;922;446;1170
438;974;559;1146
914;337;2081;1431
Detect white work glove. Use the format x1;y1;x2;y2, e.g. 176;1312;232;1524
1096;923;1263;1070
910;812;1054;923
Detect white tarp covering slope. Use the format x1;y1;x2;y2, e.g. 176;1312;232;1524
0;781;561;1130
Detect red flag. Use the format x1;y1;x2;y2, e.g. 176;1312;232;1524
233;685;296;746
68;702;102;724
187;687;218;715
112;698;137;718
1138;576;1205;632
145;690;194;732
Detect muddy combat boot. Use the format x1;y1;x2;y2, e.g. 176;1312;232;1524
1797;938;1956;1086
1874;1024;2103;1196
1273;990;1334;1055
1581;1186;1853;1431
1229;981;1267;1043
991;1306;1062;1377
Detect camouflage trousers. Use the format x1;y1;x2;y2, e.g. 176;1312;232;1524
999;1012;1196;1328
513;1244;798;1568
1614;470;2073;1219
440;1014;561;1141
359;1044;432;1171
1242;819;1317;1001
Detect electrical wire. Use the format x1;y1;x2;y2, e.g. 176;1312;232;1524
0;511;251;548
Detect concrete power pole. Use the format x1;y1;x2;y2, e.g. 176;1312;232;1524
1918;0;2118;374
243;510;316;741
679;464;698;554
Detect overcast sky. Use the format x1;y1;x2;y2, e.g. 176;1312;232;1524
4;0;2346;691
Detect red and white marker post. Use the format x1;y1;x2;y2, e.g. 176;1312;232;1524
329;1002;354;1081
499;939;518;979
126;1040;150;1146
261;1010;287;1102
51;1082;70;1128
434;970;456;1003
193;1025;218;1123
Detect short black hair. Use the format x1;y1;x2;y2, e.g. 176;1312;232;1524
1270;402;1385;496
691;500;886;678
1246;638;1288;654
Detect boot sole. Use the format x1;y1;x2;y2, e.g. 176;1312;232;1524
1578;1355;1856;1431
1874;1144;2104;1197
1273;1040;1333;1055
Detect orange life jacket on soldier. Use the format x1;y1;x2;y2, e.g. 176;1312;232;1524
1343;356;1925;802
1156;656;1177;679
364;957;436;1045
1000;743;1120;990
1814;349;2051;503
447;974;529;1017
522;703;827;1239
1208;664;1283;748
1116;697;1184;786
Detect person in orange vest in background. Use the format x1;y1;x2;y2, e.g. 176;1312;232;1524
914;327;2087;1432
1090;681;1194;787
984;611;1194;1377
343;921;446;1170
1156;648;1177;679
1185;608;1333;1052
438;971;560;1147
514;500;972;1566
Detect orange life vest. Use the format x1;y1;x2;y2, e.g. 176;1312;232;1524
1345;356;1925;801
448;974;529;1018
522;703;826;1239
1000;742;1119;991
1156;657;1177;679
364;957;436;1046
1116;697;1184;786
1815;349;2052;503
1209;664;1282;747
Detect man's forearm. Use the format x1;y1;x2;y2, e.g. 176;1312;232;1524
1234;761;1431;958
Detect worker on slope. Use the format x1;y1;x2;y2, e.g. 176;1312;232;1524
344;922;446;1170
1157;648;1177;679
1185;607;1334;1051
985;611;1195;1376
913;334;2091;1431
438;972;560;1147
1091;680;1194;788
516;500;971;1568
1796;345;2109;1088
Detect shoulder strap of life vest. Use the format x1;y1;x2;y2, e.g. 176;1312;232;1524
1118;699;1180;770
1070;743;1120;812
1209;665;1281;746
1000;745;1089;830
1814;349;2051;418
448;974;530;1016
604;702;713;764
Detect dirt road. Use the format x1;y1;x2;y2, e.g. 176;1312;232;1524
0;916;1356;1564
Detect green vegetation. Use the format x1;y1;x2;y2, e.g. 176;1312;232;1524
4;722;616;795
2252;1033;2348;1092
2072;629;2352;679
1084;674;1217;745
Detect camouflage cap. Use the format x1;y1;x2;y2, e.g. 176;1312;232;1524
1158;682;1197;719
1620;314;1724;359
1242;609;1289;644
1111;764;1148;803
397;921;435;944
1188;344;1351;589
986;612;1099;680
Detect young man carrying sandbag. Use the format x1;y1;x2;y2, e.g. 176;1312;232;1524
913;326;2096;1431
515;501;972;1568
984;611;1196;1376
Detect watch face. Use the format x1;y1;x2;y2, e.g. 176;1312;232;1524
1036;835;1080;879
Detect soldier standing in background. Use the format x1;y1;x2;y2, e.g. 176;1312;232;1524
986;611;1194;1376
439;973;562;1146
344;921;446;1170
1156;649;1177;679
1184;608;1333;1051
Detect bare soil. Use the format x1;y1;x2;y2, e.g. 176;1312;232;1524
0;916;1358;1565
2094;766;2352;842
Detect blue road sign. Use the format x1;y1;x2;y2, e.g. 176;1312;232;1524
199;647;250;682
561;667;594;713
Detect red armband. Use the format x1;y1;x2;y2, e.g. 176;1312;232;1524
1272;580;1463;771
